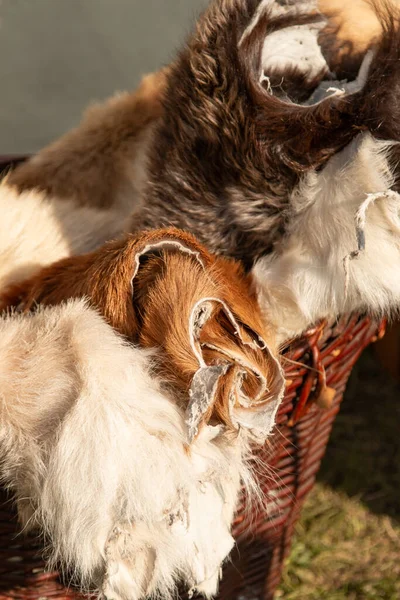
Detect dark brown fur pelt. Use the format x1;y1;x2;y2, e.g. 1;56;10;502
128;0;400;268
0;228;283;437
7;0;400;271
7;69;169;209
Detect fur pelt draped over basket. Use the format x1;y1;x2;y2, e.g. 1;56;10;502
0;157;382;594
0;177;382;597
0;0;396;596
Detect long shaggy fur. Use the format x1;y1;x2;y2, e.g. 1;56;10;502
8;1;400;340
6;0;400;340
0;226;285;596
254;133;400;340
2;0;400;595
127;0;400;268
0;300;255;598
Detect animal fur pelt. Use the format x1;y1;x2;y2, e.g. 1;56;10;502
0;228;285;598
0;59;288;595
0;181;128;290
1;0;398;595
127;0;400;263
0;300;251;599
1;69;168;290
1;228;284;442
126;0;400;340
4;1;400;595
8;0;400;344
254;132;400;340
0;69;167;288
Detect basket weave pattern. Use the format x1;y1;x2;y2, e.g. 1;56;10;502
217;315;384;600
0;157;383;600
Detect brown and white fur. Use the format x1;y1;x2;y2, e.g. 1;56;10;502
127;0;400;342
0;300;243;599
127;1;399;256
0;69;168;290
1;228;284;440
0;229;284;598
1;0;398;595
8;0;400;344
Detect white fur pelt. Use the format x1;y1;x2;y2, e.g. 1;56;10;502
0;181;129;289
0;299;256;599
254;133;400;342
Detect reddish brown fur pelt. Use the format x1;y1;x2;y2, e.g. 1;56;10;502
0;228;280;433
0;228;210;339
7;68;169;208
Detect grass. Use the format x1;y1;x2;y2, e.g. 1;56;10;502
278;484;400;600
277;347;400;600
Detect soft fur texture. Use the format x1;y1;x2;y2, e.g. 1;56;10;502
318;0;385;78
1;228;284;441
2;0;400;596
0;300;254;598
127;0;400;339
1;70;168;292
128;0;400;266
254;133;400;340
9;1;400;343
0;222;285;597
10;0;392;266
7;69;168;210
0;181;129;290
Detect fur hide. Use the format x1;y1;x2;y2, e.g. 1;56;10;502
0;181;129;290
127;0;400;339
0;69;167;289
1;0;398;595
0;229;285;597
1;228;284;441
8;1;400;342
2;69;168;290
127;0;400;266
126;0;400;341
254;132;400;340
0;300;254;598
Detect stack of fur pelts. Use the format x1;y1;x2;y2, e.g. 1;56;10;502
1;0;400;598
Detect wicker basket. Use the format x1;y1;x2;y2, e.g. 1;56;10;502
0;157;384;599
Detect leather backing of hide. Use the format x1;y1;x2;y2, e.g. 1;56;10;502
1;228;285;443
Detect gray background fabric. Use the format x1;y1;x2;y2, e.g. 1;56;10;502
0;0;206;154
